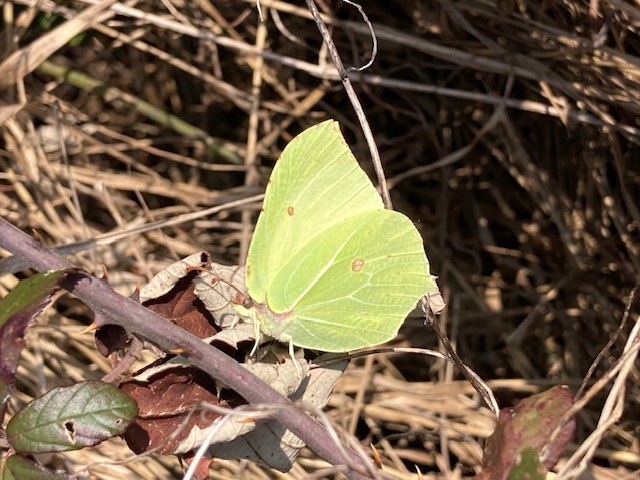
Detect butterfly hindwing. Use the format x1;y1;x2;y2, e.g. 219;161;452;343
263;209;436;352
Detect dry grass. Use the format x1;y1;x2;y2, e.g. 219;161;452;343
1;0;639;478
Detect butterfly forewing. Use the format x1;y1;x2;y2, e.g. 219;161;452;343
246;121;382;305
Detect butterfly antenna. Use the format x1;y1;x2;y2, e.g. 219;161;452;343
187;265;249;307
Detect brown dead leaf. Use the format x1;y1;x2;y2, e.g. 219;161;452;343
120;366;244;455
144;271;218;339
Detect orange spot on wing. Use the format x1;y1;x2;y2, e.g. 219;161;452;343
351;258;365;272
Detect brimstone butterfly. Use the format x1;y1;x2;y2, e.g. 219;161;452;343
244;120;438;352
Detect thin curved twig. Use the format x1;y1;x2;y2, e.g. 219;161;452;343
304;0;392;208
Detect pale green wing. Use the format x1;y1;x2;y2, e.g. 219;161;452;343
245;120;383;304
258;209;438;352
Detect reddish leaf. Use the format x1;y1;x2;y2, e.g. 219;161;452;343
0;271;69;422
476;385;576;480
95;265;218;356
120;366;244;455
94;324;130;357
144;271;218;339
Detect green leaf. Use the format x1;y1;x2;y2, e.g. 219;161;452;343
0;455;69;480
0;271;68;422
0;270;67;328
6;381;138;454
37;13;60;31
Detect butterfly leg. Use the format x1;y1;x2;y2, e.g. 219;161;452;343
249;310;261;357
289;339;303;378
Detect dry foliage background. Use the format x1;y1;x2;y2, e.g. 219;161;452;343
1;0;639;479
